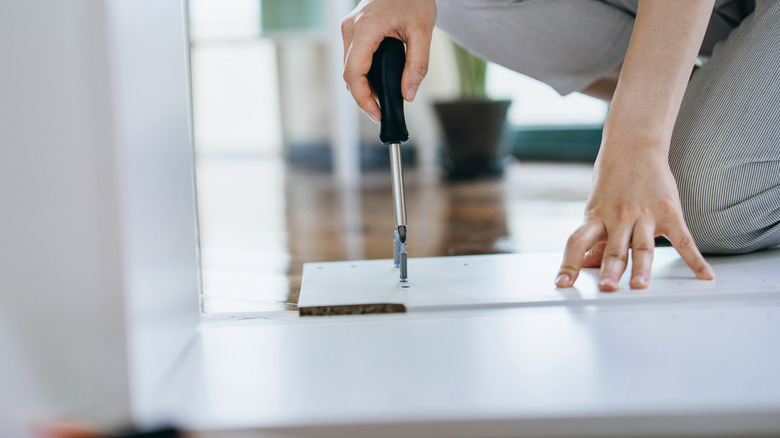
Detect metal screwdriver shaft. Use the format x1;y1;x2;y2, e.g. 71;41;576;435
368;38;410;283
390;142;408;281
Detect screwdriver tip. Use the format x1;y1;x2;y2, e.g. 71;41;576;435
397;225;407;244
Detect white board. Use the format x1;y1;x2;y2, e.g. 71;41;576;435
160;301;780;436
157;247;780;436
299;247;780;312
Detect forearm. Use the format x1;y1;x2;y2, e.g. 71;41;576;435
559;1;717;290
603;0;715;153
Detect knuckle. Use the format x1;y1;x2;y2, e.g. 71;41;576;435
615;204;633;221
340;17;352;34
603;250;628;261
632;242;653;253
410;61;429;79
566;234;585;248
351;14;375;32
343;68;359;85
342;71;354;86
657;198;679;215
408;23;434;43
559;264;579;274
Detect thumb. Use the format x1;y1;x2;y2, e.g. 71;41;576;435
401;31;432;102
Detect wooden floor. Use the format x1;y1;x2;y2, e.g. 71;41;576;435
196;157;592;315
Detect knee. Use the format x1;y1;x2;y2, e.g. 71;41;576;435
676;175;780;255
684;205;765;255
670;134;780;254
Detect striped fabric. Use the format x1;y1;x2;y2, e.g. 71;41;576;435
670;0;780;254
436;0;780;254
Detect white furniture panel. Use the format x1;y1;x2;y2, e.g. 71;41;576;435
299;247;780;312
162;301;780;437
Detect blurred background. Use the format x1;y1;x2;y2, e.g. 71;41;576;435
190;0;608;316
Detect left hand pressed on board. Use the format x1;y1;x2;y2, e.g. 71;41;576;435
555;147;715;291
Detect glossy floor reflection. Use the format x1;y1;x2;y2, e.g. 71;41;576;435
197;158;592;315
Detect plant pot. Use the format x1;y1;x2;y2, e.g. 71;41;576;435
433;99;512;180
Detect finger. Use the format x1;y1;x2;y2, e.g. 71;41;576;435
582;242;606;268
340;16;354;65
556;222;606;288
598;223;633;292
343;32;384;122
629;220;655;289
665;224;715;280
401;28;432;102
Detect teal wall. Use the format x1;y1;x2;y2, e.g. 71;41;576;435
261;0;325;33
510;125;602;162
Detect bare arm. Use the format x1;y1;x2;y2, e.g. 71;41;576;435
608;0;715;142
556;0;717;290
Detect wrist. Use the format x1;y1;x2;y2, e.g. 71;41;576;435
595;137;669;170
599;115;672;157
603;79;680;150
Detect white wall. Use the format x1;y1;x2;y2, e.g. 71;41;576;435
0;1;200;435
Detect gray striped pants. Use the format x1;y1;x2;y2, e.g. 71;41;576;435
436;0;780;254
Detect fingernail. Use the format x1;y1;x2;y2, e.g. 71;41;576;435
599;278;615;289
702;265;715;279
555;273;571;287
368;113;380;124
406;85;419;102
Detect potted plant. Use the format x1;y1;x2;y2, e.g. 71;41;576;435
434;42;512;180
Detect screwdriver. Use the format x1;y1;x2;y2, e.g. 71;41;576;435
367;37;409;283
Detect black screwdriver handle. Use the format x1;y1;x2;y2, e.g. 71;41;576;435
367;37;409;145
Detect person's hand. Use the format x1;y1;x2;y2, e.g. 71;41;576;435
555;146;715;291
341;0;436;122
554;0;717;292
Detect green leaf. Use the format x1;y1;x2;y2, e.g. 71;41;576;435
452;41;487;99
